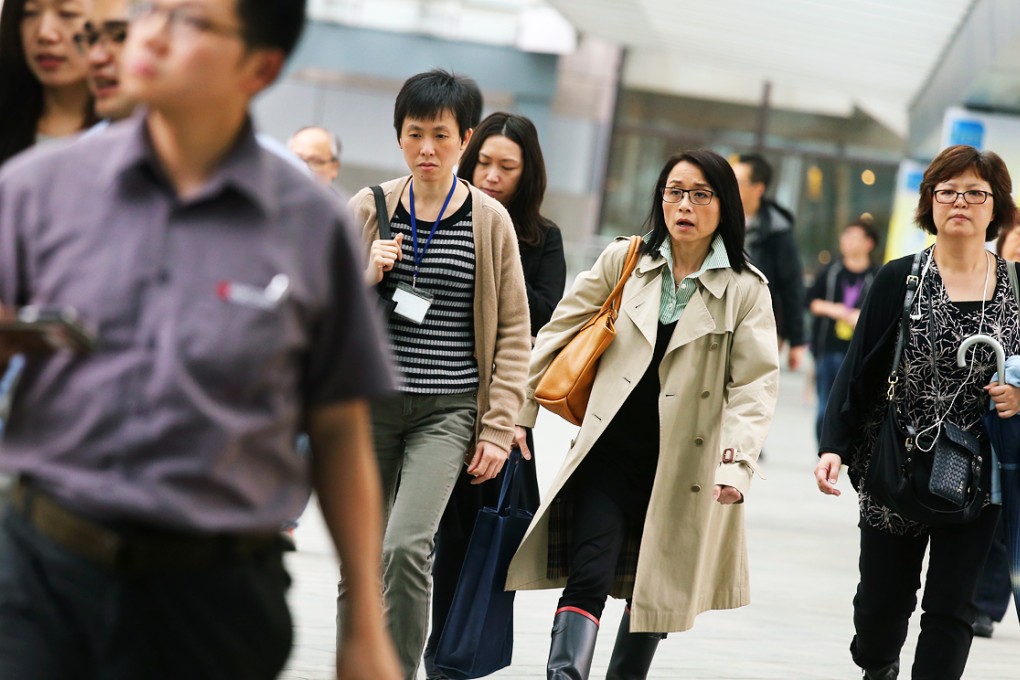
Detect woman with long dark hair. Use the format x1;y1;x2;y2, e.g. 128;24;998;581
507;149;779;679
423;111;567;679
0;0;94;167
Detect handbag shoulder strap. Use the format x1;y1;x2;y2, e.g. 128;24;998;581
371;185;392;240
888;252;924;396
599;236;643;315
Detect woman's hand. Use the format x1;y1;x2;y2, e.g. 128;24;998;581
466;441;509;485
985;382;1020;419
713;485;743;505
814;453;843;496
364;234;404;285
511;426;532;460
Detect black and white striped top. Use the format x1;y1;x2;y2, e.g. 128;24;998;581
380;200;478;393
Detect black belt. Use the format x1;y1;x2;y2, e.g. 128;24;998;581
8;481;281;574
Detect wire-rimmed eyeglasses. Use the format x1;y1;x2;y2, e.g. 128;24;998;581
933;189;992;205
661;186;715;205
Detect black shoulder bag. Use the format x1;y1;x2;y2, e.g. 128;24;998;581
863;251;987;526
371;185;397;320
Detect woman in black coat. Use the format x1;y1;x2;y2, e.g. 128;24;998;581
815;145;1020;680
423;112;566;679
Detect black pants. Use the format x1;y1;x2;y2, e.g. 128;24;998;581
557;482;645;621
851;506;1000;679
0;507;292;680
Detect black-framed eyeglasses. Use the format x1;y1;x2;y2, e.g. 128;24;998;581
73;21;129;52
661;186;715;205
933;189;992;205
128;1;244;41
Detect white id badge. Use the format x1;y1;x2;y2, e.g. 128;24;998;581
392;282;434;324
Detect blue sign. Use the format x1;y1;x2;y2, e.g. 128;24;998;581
905;171;923;192
949;119;985;148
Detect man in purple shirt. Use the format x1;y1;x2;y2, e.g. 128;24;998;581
0;1;400;679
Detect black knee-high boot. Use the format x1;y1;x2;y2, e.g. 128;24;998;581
605;607;665;680
863;661;899;679
547;607;600;680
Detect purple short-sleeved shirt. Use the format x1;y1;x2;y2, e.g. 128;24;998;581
0;115;394;532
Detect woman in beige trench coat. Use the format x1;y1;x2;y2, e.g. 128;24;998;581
506;150;780;679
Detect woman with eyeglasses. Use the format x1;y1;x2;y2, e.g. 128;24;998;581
0;0;95;167
816;144;1020;680
506;149;779;679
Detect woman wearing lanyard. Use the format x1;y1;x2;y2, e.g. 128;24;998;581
343;69;531;680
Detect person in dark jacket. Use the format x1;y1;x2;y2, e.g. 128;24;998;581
970;219;1020;639
806;214;880;441
732;153;807;370
815;145;1020;680
423;111;566;679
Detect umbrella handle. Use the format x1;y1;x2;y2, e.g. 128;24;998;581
958;334;1006;385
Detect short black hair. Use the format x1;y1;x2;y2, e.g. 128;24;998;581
393;69;480;140
465;79;484;129
642;149;747;273
737;153;773;189
236;0;306;58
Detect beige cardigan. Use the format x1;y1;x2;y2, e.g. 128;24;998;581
350;175;531;453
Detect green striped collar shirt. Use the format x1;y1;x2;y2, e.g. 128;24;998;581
651;233;731;324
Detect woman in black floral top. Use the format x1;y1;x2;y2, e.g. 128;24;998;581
815;145;1020;680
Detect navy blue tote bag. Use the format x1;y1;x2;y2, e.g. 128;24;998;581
434;450;534;679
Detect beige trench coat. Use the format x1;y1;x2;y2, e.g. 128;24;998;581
506;238;780;633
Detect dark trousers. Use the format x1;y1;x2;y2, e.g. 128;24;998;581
973;514;1012;622
851;506;1000;679
557;482;644;621
0;507;292;680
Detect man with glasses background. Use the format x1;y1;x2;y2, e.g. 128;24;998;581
289;125;342;187
0;1;400;678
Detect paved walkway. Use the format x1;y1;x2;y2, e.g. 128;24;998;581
280;370;1020;679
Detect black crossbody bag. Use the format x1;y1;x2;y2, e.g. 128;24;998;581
864;251;987;525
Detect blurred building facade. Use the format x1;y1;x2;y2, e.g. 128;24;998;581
252;0;1020;274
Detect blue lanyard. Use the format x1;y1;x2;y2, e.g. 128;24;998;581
409;176;457;286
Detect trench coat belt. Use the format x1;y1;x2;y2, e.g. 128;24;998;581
7;479;281;574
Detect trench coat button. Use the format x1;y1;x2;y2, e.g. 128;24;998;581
700;390;710;399
694;437;704;446
691;483;702;492
709;342;719;351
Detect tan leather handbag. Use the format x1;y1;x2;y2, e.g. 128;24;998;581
534;236;643;425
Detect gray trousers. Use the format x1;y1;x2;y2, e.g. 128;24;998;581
337;391;476;680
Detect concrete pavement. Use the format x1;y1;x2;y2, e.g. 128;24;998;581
279;370;1020;679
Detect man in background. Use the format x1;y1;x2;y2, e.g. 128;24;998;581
290;125;341;186
731;153;807;370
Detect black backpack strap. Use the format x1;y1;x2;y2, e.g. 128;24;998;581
371;185;392;240
887;251;924;398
